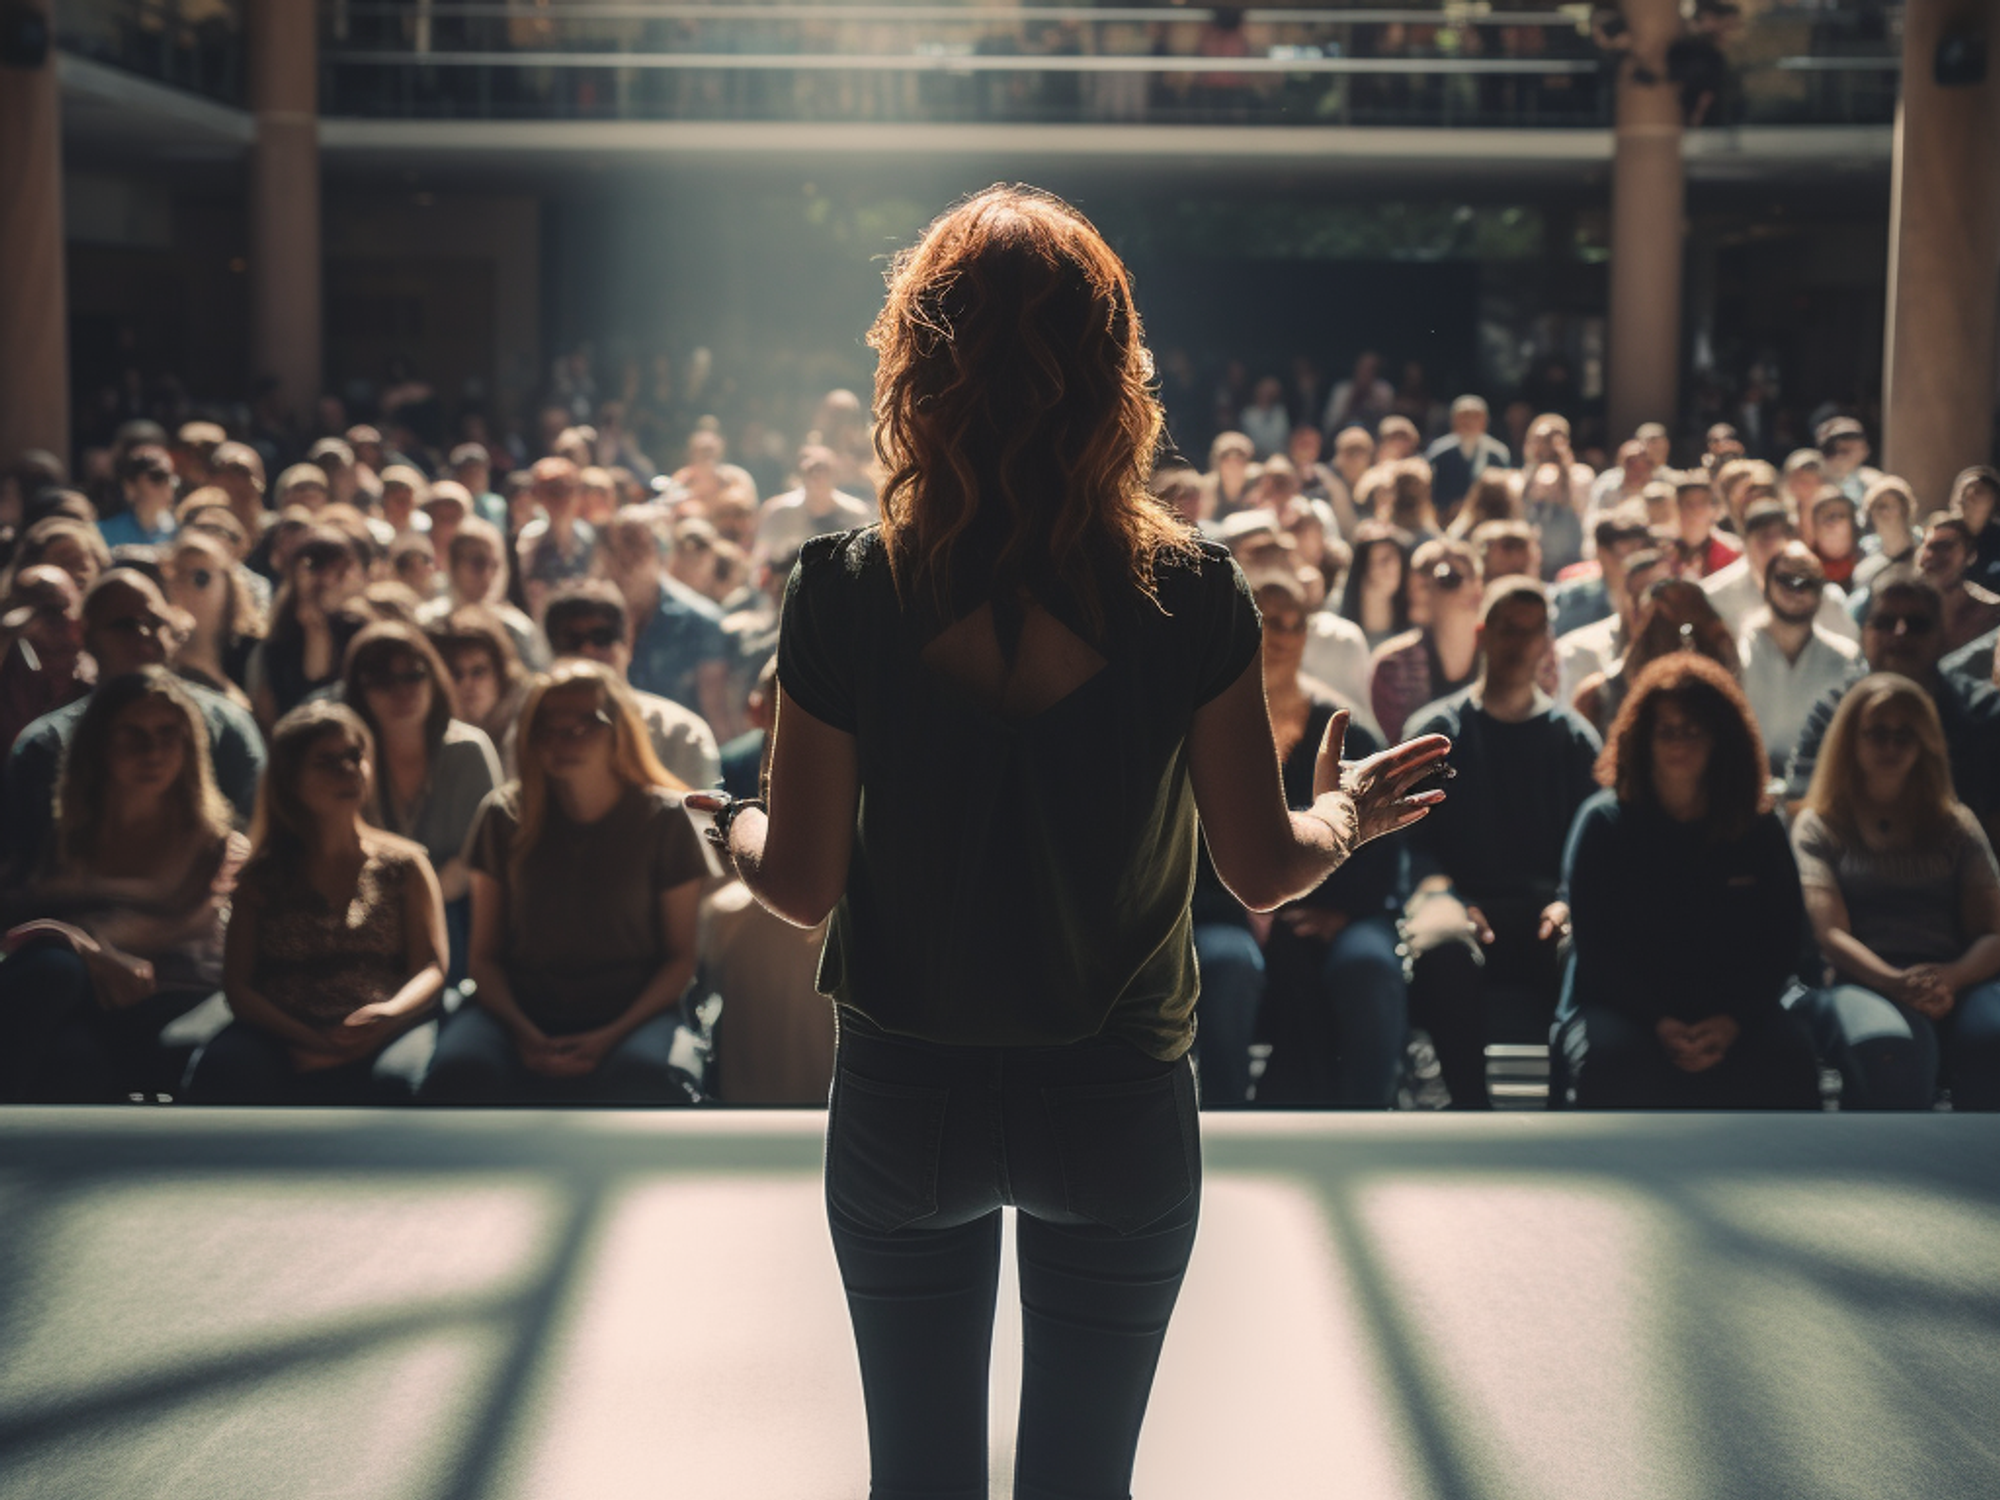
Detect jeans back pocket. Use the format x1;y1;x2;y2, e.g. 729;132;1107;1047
826;1067;951;1234
1042;1066;1197;1234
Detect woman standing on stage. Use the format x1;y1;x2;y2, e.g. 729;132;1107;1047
700;185;1450;1499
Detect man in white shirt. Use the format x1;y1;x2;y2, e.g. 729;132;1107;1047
754;444;873;563
1737;542;1863;774
1703;500;1859;643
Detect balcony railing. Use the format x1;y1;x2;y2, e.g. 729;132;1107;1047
56;1;1903;130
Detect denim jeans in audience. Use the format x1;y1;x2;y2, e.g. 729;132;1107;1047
0;942;210;1102
825;1021;1200;1500
1256;915;1408;1108
1191;922;1263;1107
1559;1003;1822;1109
419;1004;700;1104
184;1018;438;1104
1408;895;1563;1109
1793;981;2000;1111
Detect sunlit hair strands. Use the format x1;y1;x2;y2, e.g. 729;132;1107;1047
867;184;1197;636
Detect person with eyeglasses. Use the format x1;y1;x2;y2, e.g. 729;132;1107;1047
1556;654;1821;1109
3;571;265;887
184;701;446;1103
417;517;549;674
1401;578;1603;1109
424;607;531;776
1788;571;2000;848
97;445;180;551
165;531;264;711
420;660;709;1104
1368;535;1483;741
1788;674;2000;1110
1737;540;1863;776
1;668;248;1101
338;621;501;980
534;580;721;792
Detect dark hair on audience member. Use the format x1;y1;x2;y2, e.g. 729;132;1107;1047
169;530;265;647
249;702;375;886
1446;470;1519;539
1948;465;1999;515
1920;511;1976;552
343;619;455;763
426;605;527;696
544;578;629;646
868;184;1196;635
1337;522;1412;632
55;667;230;869
1596;653;1770;841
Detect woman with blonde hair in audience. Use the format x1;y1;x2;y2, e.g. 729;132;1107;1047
1791;673;2000;1109
1558;654;1820;1108
185;701;447;1102
1;668;246;1100
421;659;709;1103
341;620;501;979
1;516;111;599
164;529;264;708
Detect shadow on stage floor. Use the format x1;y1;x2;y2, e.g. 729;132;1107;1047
1;1109;1996;1499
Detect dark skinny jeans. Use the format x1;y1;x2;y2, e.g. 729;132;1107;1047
825;1020;1201;1500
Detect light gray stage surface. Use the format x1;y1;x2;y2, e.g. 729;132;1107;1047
0;1110;1995;1500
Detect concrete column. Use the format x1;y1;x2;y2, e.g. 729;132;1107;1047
1606;0;1685;445
0;2;70;465
249;0;322;430
1882;0;2000;508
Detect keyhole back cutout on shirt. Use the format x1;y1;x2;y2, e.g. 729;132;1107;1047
919;597;1109;721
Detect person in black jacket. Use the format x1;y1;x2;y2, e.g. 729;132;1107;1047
1558;653;1820;1108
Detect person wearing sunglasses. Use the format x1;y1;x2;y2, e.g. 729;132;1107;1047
1556;653;1821;1109
1737;540;1863;776
1368;535;1484;741
185;701;446;1103
1700;497;1859;644
339;621;501;979
165;531;265;711
422;660;709;1104
3;571;265;887
1787;674;2000;1110
534;580;721;792
1;668;247;1101
1788;571;2000;848
96;445;180;551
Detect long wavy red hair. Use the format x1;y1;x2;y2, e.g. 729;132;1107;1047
868;184;1195;635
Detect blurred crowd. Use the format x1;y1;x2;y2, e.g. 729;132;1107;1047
3;347;1999;1111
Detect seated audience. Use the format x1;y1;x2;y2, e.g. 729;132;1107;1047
164;530;262;709
516;457;598;623
1668;470;1741;580
0;565;87;754
98;445;180;549
1551;503;1653;638
419;516;549;672
539;582;722;790
755;443;874;561
1791;674;2000;1110
1851;476;1921;595
422;661;708;1104
1573;577;1739;738
1401;579;1601;1109
340;621;502;977
426;606;531;775
1952;464;2000;591
1807;488;1860;588
1737;541;1863;775
0;669;245;1101
1424;395;1511;518
1915;513;2000;653
1702;499;1856;642
1243;573;1405;1107
1369;536;1481;741
1789;572;2000;844
185;702;446;1102
1338;521;1412;650
598;508;730;728
1558;654;1821;1108
5;516;111;598
1511;414;1591;578
247;526;372;731
4;570;265;884
1555;545;1674;707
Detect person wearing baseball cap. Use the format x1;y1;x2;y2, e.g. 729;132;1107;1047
1809;486;1861;588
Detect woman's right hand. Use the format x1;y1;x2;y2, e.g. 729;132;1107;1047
1311;709;1452;846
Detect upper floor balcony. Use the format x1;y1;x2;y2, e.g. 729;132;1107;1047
56;0;1905;132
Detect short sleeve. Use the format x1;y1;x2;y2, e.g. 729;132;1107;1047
464;788;518;883
651;793;712;891
776;534;860;733
1192;544;1263;707
1790;809;1843;892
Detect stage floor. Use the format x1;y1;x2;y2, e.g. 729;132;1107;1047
1;1110;1996;1500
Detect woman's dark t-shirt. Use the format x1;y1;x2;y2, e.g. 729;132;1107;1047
777;527;1263;1060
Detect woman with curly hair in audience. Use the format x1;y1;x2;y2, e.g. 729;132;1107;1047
1791;673;2000;1109
1557;653;1821;1108
1;668;247;1100
184;701;446;1102
340;620;502;978
420;659;708;1103
164;529;264;708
